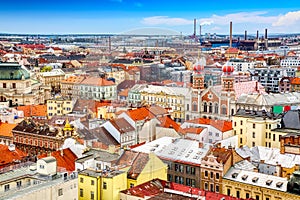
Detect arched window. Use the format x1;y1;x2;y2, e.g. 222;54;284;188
209;102;213;113
214;103;219;114
203;102;207;112
192;102;197;112
221;105;227;115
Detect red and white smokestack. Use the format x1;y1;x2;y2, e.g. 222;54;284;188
229;21;233;48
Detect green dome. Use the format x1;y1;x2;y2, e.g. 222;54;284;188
0;62;30;80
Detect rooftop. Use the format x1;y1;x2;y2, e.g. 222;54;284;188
224;167;288;192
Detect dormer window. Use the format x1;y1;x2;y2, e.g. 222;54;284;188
242;175;248;180
232;173;238;178
266;180;273;186
252;177;259;183
276;182;283;188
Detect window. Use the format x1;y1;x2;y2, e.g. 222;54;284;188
246;193;250;198
191;179;195;187
240;129;243;134
130;183;134;188
234;121;237;127
186;166;190;174
252;142;255;147
216;173;220;179
58;188;63;196
210;184;214;192
237;191;240;198
90;191;94;200
240;138;243;144
80;189;83;197
205;182;208;190
253;123;256;129
3;83;6;88
4;184;9;192
186;178;191;186
256;195;259;200
273;134;276;141
39;165;45;169
203;102;207;112
187;104;189;111
205;171;208;177
240;120;243;125
191;167;195;175
167;174;173;182
12;83;16;88
91;180;94;185
214;103;218;114
103;182;107;189
17;181;22;188
80;177;84;183
252;132;255;138
265;132;268;138
209;102;213;113
210;172;214;178
216;185;219;192
227;188;230;196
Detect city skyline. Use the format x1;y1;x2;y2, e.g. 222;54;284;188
0;0;299;35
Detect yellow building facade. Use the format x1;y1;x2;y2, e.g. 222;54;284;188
126;153;168;189
78;169;127;200
46;97;74;118
140;90;185;122
233;113;281;148
223;176;299;200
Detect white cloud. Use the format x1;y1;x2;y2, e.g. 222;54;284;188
272;11;300;26
199;11;277;26
141;16;193;26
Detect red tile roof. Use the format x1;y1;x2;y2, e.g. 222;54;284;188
0;144;27;168
157;115;181;132
182;127;204;134
121;178;247;200
38;148;77;172
126;107;155;122
81;76;115;86
0;122;17;138
61;75;86;84
110;118;135;134
291;77;300;85
203;147;232;164
186;118;232;132
17;104;47;117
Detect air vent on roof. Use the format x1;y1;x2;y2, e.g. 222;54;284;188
276;182;283;188
252;177;259;183
266;180;273;186
241;175;248;180
232;173;238;178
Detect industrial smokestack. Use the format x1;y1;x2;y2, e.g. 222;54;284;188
194;19;196;37
244;30;247;40
229;21;233;48
256;30;259;40
199;25;202;44
265;28;268;49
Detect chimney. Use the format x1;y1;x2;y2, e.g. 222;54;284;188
199;142;204;148
229;21;233;48
244;30;247;40
256;30;259;40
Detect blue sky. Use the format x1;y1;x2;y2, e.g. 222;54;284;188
1;0;300;35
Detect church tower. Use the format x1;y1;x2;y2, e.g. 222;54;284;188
221;64;235;97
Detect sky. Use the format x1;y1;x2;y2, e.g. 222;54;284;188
0;0;300;35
